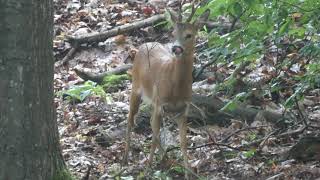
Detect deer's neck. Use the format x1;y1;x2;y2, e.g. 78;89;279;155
174;50;194;78
170;50;194;98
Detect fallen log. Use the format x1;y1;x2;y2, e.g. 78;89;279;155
67;14;166;45
66;13;236;46
74;64;132;84
286;136;320;161
133;94;292;134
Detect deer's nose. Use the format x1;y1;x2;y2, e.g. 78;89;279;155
172;45;184;55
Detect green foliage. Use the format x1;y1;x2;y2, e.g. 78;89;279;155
266;159;276;166
221;92;247;111
200;0;320;108
169;165;185;174
242;149;256;158
247;132;257;141
137;171;146;180
102;74;130;91
58;81;109;102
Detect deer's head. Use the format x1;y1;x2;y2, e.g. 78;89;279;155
168;5;210;57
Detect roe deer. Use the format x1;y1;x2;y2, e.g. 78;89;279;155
123;4;210;178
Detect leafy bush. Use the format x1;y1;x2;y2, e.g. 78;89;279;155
197;0;320;107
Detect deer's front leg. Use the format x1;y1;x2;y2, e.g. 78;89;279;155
176;104;191;179
149;104;162;165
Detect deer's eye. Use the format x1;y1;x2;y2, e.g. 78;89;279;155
185;34;192;39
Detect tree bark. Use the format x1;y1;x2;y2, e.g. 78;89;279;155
0;0;66;179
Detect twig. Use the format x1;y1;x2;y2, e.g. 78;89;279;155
238;126;307;149
56;45;79;66
258;129;280;149
81;165;92;180
167;126;306;153
294;97;308;126
266;173;285;180
221;125;269;143
189;141;241;151
276;126;306;138
307;125;320;129
165;140;241;153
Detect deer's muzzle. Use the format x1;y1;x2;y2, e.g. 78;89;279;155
172;45;184;56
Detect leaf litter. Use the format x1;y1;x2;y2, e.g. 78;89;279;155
53;0;320;179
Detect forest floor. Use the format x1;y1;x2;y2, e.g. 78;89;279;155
53;0;320;179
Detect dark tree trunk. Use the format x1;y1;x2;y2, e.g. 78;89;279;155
0;0;66;179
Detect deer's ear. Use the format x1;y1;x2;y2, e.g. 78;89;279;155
168;9;179;24
194;9;210;29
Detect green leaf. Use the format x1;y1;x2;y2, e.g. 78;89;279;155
80;89;92;101
221;101;238;111
288;27;306;38
232;2;243;16
226;2;243;17
207;0;228;17
279;19;292;35
284;86;304;108
244;0;255;8
243;149;256;158
170;166;184;173
223;151;238;159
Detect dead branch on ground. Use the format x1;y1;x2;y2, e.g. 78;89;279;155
74;64;132;83
67;14;166;45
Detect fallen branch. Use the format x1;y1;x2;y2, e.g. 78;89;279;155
81;165;92;180
57;46;78;66
74;64;132;83
221;125;269;143
239;126;307;149
287;136;320;161
67;14;166;45
186;126;307;152
189;141;241;151
165;141;241;153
